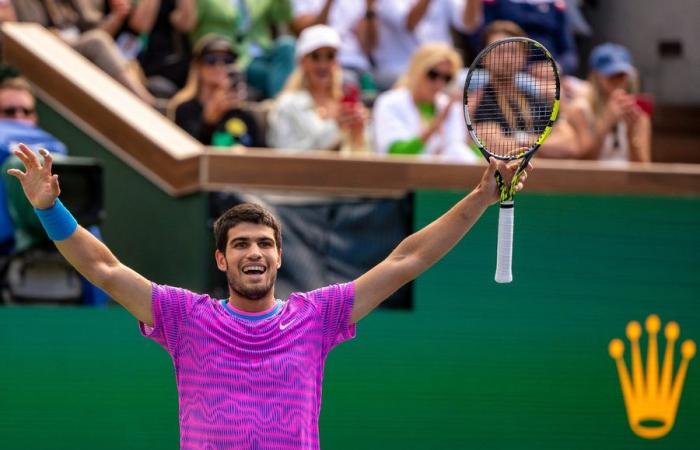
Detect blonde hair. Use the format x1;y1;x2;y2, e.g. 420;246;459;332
394;43;463;92
166;64;199;121
587;70;639;116
481;21;531;131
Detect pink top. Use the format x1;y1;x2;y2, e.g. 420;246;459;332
140;282;356;449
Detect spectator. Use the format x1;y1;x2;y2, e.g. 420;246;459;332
267;25;367;153
471;21;557;155
372;42;478;162
0;77;54;254
102;0;197;96
565;43;651;162
291;0;377;98
11;0;154;104
469;0;579;74
0;77;108;306
167;35;264;148
372;0;480;90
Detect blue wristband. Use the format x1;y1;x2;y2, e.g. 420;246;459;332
34;198;78;241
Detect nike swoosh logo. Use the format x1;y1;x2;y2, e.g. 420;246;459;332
279;320;294;330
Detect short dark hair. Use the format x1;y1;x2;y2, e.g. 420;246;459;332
0;76;34;95
213;203;282;252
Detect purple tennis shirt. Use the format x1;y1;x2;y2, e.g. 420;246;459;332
139;282;356;449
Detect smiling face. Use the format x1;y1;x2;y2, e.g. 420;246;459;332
215;222;281;303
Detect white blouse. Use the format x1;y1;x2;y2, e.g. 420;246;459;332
372;87;479;163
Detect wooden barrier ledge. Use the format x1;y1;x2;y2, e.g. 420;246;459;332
3;23;700;197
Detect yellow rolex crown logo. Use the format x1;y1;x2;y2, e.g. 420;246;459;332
609;314;695;439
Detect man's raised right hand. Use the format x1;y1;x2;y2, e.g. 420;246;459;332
6;143;60;210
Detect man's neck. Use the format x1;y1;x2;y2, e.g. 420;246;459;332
227;294;276;313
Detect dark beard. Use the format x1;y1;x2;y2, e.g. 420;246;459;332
227;273;275;300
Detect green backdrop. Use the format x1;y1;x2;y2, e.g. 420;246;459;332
1;191;698;449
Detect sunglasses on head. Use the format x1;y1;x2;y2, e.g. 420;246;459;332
426;68;453;84
201;53;237;66
1;106;34;116
308;49;337;62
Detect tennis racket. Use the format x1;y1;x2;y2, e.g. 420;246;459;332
463;37;560;283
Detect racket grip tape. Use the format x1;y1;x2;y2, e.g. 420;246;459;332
495;201;514;283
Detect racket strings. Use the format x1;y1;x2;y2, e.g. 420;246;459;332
467;40;557;158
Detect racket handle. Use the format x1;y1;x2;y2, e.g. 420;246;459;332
495;201;514;283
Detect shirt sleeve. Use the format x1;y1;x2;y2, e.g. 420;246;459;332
449;0;469;33
372;90;419;154
307;282;356;355
139;283;197;356
376;0;412;29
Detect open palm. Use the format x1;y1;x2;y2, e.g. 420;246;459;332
6;143;61;210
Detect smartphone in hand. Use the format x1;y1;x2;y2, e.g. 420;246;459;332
341;83;360;105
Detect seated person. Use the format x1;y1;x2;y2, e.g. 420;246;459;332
291;0;377;101
371;42;478;162
565;43;651;162
0;77;66;253
267;25;368;153
471;21;554;156
0;77;107;305
167;35;264;148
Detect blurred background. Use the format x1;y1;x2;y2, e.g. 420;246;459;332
0;0;698;448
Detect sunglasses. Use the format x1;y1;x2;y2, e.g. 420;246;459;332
201;53;237;66
308;50;337;62
426;68;453;84
1;106;34;116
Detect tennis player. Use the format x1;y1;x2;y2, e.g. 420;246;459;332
8;143;528;449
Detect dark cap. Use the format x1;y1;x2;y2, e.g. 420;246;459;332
193;34;237;58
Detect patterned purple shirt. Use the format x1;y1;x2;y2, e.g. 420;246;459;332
140;282;356;449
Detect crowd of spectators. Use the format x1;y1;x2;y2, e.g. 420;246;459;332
0;0;656;305
0;0;652;164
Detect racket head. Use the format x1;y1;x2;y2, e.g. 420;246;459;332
463;37;561;162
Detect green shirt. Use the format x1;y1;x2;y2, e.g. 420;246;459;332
191;0;292;68
388;102;436;155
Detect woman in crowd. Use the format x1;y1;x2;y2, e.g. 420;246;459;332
167;34;264;147
267;24;367;153
371;42;478;162
565;43;651;162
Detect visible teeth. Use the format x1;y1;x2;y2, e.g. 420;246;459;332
243;265;265;274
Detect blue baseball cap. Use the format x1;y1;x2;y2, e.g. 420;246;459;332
589;43;635;76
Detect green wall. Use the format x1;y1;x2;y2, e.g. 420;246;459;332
1;191;698;449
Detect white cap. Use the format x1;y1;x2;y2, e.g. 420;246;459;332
295;25;341;60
